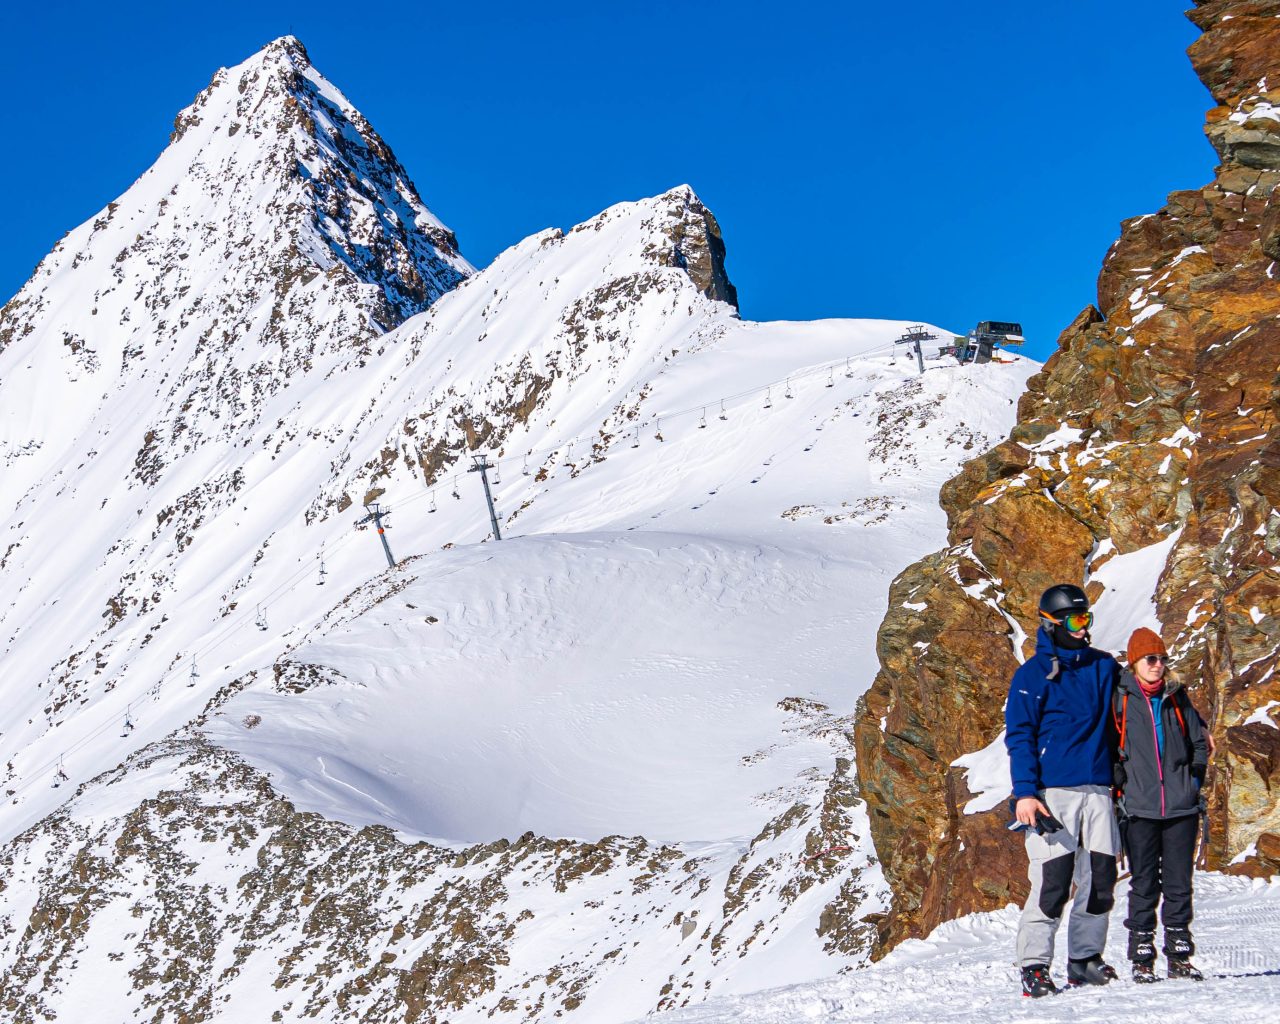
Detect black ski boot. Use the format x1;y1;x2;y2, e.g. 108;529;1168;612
1165;930;1204;981
1021;964;1058;998
1066;955;1118;986
1128;930;1157;961
1129;931;1159;983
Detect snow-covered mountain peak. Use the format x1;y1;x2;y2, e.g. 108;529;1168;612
2;34;470;368
566;184;738;306
165;33;472;322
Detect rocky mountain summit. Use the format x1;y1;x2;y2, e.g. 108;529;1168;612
854;0;1280;953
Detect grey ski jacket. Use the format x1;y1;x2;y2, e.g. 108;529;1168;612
1113;670;1208;821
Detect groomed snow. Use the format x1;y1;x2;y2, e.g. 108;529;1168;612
641;873;1280;1024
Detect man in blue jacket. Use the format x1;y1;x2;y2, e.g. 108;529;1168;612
1005;583;1121;997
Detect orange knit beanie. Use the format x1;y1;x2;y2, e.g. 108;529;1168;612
1127;627;1167;666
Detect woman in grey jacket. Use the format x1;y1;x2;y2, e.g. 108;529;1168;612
1114;628;1210;983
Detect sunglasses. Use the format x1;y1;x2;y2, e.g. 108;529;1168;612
1041;610;1093;633
1142;654;1169;666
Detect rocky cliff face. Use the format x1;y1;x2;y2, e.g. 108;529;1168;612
854;0;1280;953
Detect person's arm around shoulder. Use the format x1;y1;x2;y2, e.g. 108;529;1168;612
1006;664;1049;825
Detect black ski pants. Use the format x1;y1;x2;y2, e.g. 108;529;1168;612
1124;814;1198;937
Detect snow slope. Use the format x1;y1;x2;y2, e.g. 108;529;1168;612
202;348;1033;851
645;873;1280;1024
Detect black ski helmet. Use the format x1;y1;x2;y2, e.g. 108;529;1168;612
1038;583;1089;619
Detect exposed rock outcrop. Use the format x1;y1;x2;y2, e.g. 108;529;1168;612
0;716;880;1023
855;0;1280;952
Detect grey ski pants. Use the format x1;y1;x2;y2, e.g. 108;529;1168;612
1016;784;1120;967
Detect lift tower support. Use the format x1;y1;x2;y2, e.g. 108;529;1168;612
469;455;503;541
896;325;936;375
355;503;397;568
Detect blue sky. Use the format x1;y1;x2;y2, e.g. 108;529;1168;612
3;1;1213;361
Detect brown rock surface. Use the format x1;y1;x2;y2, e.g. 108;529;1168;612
855;0;1280;954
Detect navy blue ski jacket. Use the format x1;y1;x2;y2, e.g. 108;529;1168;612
1005;627;1119;799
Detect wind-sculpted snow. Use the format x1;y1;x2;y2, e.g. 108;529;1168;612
205;532;895;843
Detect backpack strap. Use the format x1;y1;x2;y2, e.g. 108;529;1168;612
1112;688;1129;758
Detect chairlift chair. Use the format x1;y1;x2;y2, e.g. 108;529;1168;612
718;400;728;421
785;379;794;399
764;388;772;410
429;490;437;514
255;604;268;631
699;408;707;429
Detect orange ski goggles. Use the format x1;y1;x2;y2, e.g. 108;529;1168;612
1041;609;1093;633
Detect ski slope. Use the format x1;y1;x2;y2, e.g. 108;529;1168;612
200;347;1032;848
